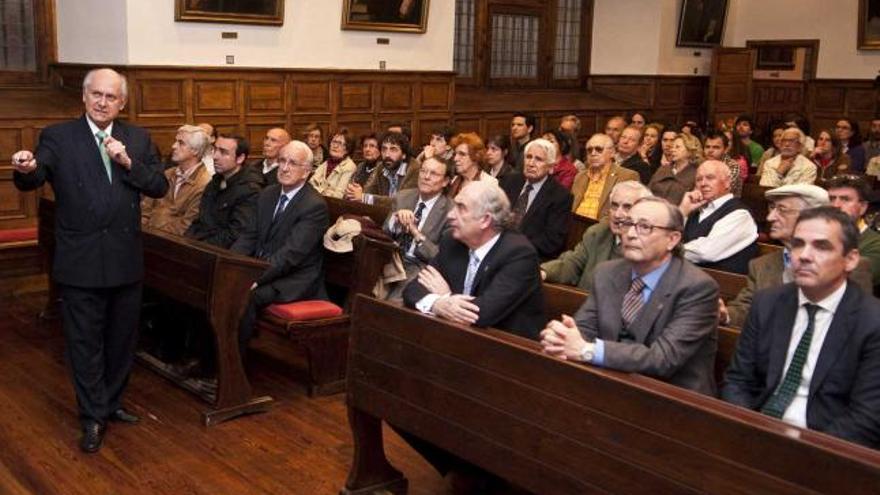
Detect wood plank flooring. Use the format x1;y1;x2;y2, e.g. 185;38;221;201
0;290;450;495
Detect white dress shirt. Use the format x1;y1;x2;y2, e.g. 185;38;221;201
683;193;758;264
780;282;847;428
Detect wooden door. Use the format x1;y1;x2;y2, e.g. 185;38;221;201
709;47;755;130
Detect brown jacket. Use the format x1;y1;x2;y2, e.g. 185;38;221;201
141;163;211;236
570;164;639;219
649;162;697;206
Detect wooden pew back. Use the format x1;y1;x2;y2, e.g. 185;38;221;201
344;296;880;495
564;214;599;251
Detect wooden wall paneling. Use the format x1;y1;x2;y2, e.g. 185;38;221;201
416;116;452;147
0;128;22;159
451;116;481;136
137;79;187;119
379;82;413;112
419;81;451;111
484;115;513;141
144;126;181;159
333;115;376;145
193;79;238;115
244;81;286;114
338;81;373;113
590;77;654;107
291;79;333;114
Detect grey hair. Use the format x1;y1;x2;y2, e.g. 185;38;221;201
634;196;684;232
82;68;128;100
610;180;652;200
285;139;314;167
586;133;614;150
781;127;806;146
525;138;558;165
176;125;210;158
463;181;512;231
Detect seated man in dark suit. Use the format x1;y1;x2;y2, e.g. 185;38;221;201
680;159;758;274
541;196;720;395
541;180;651;291
232;140;329;352
403;180;545;340
186;134;262;248
500;138;572;260
722;207;880;449
382;156;453;301
616;125;653;184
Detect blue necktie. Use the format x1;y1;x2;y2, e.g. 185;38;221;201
95;130;112;183
273;194;289;220
463;251;480;296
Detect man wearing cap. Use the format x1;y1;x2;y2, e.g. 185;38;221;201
232;140;329;354
721;184;873;328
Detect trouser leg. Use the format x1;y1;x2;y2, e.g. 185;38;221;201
103;282;142;413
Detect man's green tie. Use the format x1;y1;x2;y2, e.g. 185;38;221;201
760;303;820;419
95;130;112;183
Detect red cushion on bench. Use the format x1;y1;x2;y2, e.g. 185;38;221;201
0;227;38;244
265;300;343;321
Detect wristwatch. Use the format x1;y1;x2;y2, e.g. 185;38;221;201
580;341;596;363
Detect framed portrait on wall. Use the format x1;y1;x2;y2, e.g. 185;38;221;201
676;0;729;48
341;0;429;33
175;0;284;26
859;0;880;49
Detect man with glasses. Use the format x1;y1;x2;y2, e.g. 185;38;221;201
541;181;651;291
232;140;329;355
760;128;817;187
541;196;720;395
570;133;639;220
680;160;758;274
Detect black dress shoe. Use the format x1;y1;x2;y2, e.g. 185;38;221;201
109;408;140;424
79;421;105;453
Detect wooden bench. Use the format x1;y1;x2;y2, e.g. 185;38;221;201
564;214;599;251
0;226;44;295
702;267;749;302
253;196;395;396
342;296;880;494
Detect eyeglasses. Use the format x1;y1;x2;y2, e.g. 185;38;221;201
617;219;676;236
330;139;347;147
585;146;608;154
767;203;799;216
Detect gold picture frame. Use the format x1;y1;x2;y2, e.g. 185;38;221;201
175;0;284;26
859;0;880;50
341;0;429;34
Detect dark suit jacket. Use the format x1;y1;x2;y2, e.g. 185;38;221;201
185;167;262;248
403;231;545;340
620;154;652;184
722;283;880;448
574;257;719;395
385;189;451;266
247;158;279;188
501;173;572;261
231;183;329;302
13;115;168;288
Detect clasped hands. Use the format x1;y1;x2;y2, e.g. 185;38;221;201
419;266;479;325
395;208;425;242
540;315;587;361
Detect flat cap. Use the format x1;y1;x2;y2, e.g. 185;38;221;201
764;184;829;208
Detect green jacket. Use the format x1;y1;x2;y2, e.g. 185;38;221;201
860;227;880;288
541;222;620;292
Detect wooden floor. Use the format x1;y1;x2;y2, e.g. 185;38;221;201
0;289;450;495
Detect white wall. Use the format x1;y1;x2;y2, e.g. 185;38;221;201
57;0;454;71
57;0;129;64
724;0;880;79
591;0;712;76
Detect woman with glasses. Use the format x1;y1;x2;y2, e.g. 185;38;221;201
446;132;497;198
648;133;698;206
309;128;357;198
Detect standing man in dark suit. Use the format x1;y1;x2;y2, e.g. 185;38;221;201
232;140;329;354
11;68;168;453
541;196;720;395
722;207;880;448
403;180;545;340
500;138;572;260
382;156;452;301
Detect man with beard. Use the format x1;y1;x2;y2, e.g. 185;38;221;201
248;127;291;188
508;112;535;171
760;128;817;187
352;132;420;208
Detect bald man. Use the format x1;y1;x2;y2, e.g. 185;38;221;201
679;160;758;274
250;127;292;188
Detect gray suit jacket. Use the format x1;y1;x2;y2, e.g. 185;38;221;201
574;256;720;395
385;189;452;266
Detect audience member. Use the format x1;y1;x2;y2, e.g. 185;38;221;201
382;156;453;301
559;113;582;161
835;118;866;173
811;129;852;182
446;132;497;198
141;125;212;235
249;127;291;188
356;131;419;207
303;123;326;167
604;115;626;144
783;113;815;155
702;130;743;196
616;125;652;184
571;134;639;220
349;133;381;186
639;122;663;173
629;111;647;129
865;116;880;163
416;125;455;164
485;134;512;179
659;128;677;167
309;128;357;198
680;160;758;274
826;174;880;288
186;134;261;248
386;121;412;142
759;128;817;187
649;133;698;206
500;138;572;261
232;140;329;354
403;181;545;340
540;196;719;395
757;123;786;177
508;112;535;170
734;114;764;168
722;207;880;449
541;180;651;291
541;129;578;189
